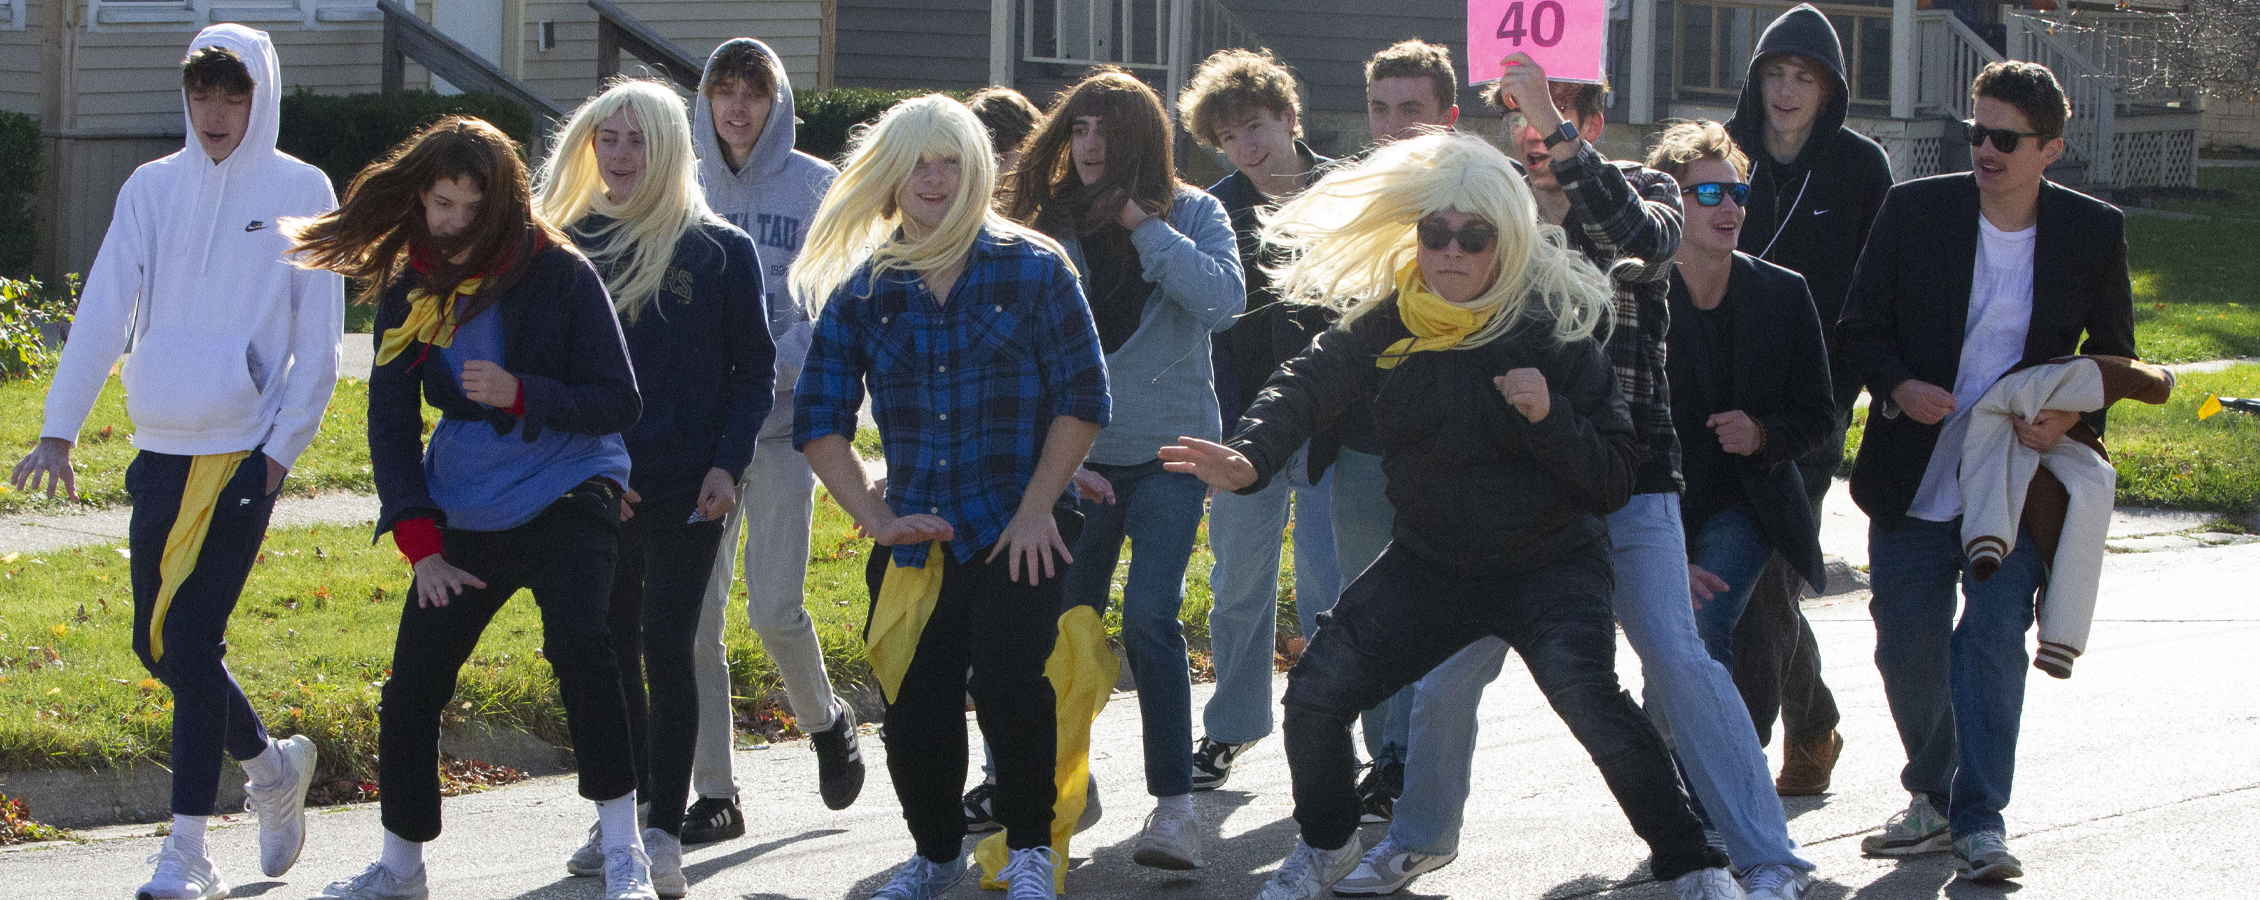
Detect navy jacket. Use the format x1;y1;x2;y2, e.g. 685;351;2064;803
367;242;642;537
1206;141;1341;482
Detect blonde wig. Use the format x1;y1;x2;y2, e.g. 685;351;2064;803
790;94;1070;311
1258;131;1618;347
534;78;719;321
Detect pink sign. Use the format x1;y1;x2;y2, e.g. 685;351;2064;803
1467;0;1609;85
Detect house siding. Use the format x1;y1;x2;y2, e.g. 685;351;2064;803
833;0;990;90
519;0;822;107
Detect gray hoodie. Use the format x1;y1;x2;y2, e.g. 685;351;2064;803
693;38;838;395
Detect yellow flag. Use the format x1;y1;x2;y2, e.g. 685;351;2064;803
2199;394;2224;420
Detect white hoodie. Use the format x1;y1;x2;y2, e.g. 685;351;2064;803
41;25;344;468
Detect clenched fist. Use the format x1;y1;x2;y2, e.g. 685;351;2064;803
1494;368;1551;423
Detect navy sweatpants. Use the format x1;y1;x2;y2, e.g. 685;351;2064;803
127;450;280;817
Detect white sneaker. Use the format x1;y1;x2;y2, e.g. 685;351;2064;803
136;836;227;900
870;853;966;900
603;845;658;900
1860;793;1951;856
1258;836;1365;900
996;845;1063;900
566;822;606;875
1739;863;1812;900
643;828;687;898
1331;836;1455;897
320;862;428;900
1675;866;1749;900
1130;804;1205;870
245;734;318;878
1954;831;2024;881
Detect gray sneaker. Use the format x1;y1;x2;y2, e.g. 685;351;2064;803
997;845;1063;900
246;734;318;878
870;854;967;900
1259;836;1366;900
1954;831;2024;881
643;828;687;898
567;822;606;876
1860;794;1951;856
1331;836;1455;897
1130;805;1205;870
1674;867;1749;900
1739;863;1812;900
603;845;658;900
321;862;428;900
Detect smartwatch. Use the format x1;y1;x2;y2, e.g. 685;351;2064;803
1542;119;1580;150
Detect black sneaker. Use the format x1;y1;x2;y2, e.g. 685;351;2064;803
962;781;1002;832
679;795;744;846
810;698;866;811
1190;737;1255;791
1356;759;1403;824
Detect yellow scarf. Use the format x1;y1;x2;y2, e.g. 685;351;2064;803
148;450;254;662
374;276;483;366
1376;261;1494;369
974;604;1120;893
868;542;947;704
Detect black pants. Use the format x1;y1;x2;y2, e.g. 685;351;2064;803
127;450;280;817
1729;386;1850;747
609;486;727;836
862;506;1078;863
379;478;636;842
1281;541;1727;882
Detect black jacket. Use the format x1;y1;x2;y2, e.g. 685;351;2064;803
367;242;642;537
1726;2;1894;383
1207;142;1340;482
1229;296;1638;573
1666;254;1835;587
578;217;776;500
1839;174;2137;527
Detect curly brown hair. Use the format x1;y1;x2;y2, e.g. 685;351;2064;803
1177;48;1302;149
1644;120;1749;183
1364;39;1457;113
1972;61;2070;138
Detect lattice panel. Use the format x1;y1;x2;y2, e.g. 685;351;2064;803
1906;137;1942;181
2112;127;2199;188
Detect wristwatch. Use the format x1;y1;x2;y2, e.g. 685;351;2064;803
1542;119;1580;150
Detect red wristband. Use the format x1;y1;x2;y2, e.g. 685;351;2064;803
508;383;527;417
393;516;443;565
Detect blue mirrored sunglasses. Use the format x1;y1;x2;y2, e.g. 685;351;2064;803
1682;182;1751;207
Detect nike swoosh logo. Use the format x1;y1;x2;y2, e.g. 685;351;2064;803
1810;209;1828;216
245;221;266;232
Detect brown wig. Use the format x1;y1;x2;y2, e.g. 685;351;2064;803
701;40;778;100
181;46;254;96
285;116;565;317
1008;67;1179;238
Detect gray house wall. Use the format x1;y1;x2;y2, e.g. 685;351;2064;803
832;0;993;90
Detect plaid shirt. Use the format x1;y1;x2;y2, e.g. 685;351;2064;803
1551;143;1687;493
795;228;1112;566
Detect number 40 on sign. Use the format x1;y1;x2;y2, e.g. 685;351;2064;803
1467;0;1609;85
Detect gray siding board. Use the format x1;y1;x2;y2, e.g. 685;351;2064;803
833;0;991;90
1233;0;1478;116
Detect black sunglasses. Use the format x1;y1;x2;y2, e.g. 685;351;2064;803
1682;182;1751;207
1965;120;2053;154
1417;217;1498;254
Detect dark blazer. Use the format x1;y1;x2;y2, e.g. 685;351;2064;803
1838;174;2137;528
1667;253;1836;587
367;242;643;537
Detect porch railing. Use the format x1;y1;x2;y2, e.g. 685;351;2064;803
377;0;564;154
2003;9;2198;109
590;0;703;94
1914;10;2003;120
2007;20;2115;184
1020;0;1263;109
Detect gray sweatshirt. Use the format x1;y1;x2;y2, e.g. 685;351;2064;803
693;38;839;398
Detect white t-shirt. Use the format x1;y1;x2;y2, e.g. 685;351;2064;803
1907;217;2037;522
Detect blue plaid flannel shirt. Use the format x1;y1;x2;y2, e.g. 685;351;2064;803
794;228;1112;566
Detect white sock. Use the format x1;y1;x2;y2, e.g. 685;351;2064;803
597;793;644;852
241;738;286;787
170;815;209;858
1156;793;1193;816
381;829;424;875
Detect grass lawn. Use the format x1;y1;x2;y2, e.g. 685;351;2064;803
2125;167;2260;364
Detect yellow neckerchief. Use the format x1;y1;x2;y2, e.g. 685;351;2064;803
975;603;1119;893
374;276;484;366
1376;261;1495;369
868;541;946;704
147;450;254;662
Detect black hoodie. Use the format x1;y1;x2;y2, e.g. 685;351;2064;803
1726;4;1893;385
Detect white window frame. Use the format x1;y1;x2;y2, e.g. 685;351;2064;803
1;0;25;32
85;0;381;30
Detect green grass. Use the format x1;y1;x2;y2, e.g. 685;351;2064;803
2126;167;2260;364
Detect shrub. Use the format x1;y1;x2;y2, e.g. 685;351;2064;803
276;88;536;192
0;111;39;280
0;274;74;380
791;87;966;166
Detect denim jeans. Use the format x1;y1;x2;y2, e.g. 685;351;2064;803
1389;493;1810;872
1064;458;1208;797
1326;448;1412;763
1868;515;2042;838
1280;540;1725;880
1687;504;1775;671
1203;444;1339;745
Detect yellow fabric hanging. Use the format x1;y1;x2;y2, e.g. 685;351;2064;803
148;450;254;663
975;604;1120;893
867;541;946;704
1375;261;1495;370
373;276;482;366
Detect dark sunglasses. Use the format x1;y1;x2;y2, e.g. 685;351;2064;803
1417;217;1498;254
1965;120;2053;154
1682;182;1751;207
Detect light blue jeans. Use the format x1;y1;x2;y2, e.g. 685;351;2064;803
1388;493;1811;871
1326;448;1411;763
1687;504;1776;671
1202;445;1339;744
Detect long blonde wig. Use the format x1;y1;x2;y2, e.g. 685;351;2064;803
534;78;719;321
1259;131;1619;347
790;94;1070;312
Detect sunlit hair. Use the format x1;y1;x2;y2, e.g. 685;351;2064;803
790;94;1071;312
1645;119;1749;183
1178;48;1303;148
535;78;720;321
1008;67;1180;237
285;116;565;313
1259;131;1617;348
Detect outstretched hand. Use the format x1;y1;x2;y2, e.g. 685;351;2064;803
10;437;77;500
1158;437;1257;492
868;514;955;547
413;554;487;609
987;508;1073;585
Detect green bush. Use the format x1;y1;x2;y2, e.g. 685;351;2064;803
0;274;73;380
0;111;39;280
276;88;536;193
791;87;967;166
